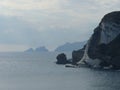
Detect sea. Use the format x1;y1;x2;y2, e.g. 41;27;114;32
0;52;120;90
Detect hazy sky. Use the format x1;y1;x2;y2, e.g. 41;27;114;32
0;0;120;51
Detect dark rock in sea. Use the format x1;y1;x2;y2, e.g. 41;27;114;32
56;53;68;64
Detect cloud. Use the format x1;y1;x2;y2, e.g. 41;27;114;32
0;0;120;51
0;15;93;51
0;0;119;23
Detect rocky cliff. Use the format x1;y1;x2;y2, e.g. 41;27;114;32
73;11;120;69
56;11;120;69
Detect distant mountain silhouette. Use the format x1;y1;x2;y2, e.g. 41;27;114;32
25;48;34;52
25;46;49;52
55;41;86;52
35;46;49;52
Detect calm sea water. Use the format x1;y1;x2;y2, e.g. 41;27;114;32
0;52;120;90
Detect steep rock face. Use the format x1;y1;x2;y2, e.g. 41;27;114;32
78;11;120;68
106;34;120;68
88;11;120;59
72;46;85;64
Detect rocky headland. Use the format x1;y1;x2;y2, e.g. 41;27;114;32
56;11;120;70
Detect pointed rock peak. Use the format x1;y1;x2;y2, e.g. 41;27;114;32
101;11;120;24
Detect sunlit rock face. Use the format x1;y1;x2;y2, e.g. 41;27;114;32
80;11;120;69
100;22;120;44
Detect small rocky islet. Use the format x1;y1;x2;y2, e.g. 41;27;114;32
56;11;120;70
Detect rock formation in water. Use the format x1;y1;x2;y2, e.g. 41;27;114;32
56;53;68;64
75;11;120;69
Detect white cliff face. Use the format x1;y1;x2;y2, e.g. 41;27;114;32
100;22;120;44
78;37;101;67
78;39;90;64
78;22;120;67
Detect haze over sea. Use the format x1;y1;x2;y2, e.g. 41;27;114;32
0;52;120;90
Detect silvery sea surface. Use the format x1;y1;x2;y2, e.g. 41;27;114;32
0;52;120;90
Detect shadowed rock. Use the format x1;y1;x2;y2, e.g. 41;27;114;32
56;53;67;64
83;11;120;69
72;49;84;65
